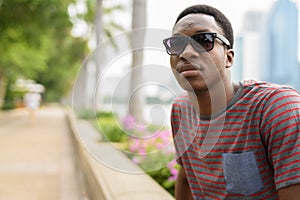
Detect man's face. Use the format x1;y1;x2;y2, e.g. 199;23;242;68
170;13;233;93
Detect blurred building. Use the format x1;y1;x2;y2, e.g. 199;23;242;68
239;10;265;81
261;0;300;90
232;36;244;82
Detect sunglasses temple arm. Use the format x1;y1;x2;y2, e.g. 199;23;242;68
216;34;231;48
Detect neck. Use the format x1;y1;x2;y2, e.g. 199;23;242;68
189;79;238;117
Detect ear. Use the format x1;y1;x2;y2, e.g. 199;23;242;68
225;49;234;68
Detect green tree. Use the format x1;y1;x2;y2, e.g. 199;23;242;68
69;0;125;110
0;0;88;107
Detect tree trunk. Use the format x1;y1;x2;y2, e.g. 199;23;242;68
128;0;147;123
94;0;103;110
72;62;88;111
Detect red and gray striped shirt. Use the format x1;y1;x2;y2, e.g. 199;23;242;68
171;80;300;200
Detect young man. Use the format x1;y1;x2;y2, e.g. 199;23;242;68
163;4;300;200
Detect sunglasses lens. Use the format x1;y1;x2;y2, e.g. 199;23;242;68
163;33;216;55
192;33;214;51
164;37;186;55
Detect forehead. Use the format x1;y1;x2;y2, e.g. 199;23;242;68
173;13;220;36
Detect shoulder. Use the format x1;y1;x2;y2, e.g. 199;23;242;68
242;80;300;102
170;92;194;121
171;92;191;108
243;79;298;92
172;92;190;102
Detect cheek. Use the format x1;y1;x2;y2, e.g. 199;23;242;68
207;51;226;70
170;56;179;69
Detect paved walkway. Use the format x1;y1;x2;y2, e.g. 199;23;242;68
0;105;85;200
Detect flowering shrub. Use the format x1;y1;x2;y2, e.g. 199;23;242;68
122;114;180;196
96;113;180;196
97;112;128;142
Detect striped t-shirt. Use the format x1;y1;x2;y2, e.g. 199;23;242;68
171;80;300;200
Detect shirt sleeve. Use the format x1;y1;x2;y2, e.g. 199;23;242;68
261;87;300;190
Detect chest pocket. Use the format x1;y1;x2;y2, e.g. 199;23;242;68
222;151;263;196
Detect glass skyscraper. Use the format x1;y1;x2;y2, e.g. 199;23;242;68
261;0;300;90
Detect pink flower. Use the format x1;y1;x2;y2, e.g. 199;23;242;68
132;156;141;164
137;124;147;132
168;175;177;181
167;164;179;182
122;115;136;130
129;139;140;152
128;138;147;155
170;167;178;176
138;147;146;155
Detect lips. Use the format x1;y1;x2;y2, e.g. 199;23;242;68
177;64;203;77
178;63;203;72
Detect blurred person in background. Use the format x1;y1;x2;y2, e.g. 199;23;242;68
24;89;42;123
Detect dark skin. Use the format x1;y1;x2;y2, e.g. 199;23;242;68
170;14;236;117
176;167;193;200
170;13;300;200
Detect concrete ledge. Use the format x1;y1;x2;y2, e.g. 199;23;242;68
66;109;175;200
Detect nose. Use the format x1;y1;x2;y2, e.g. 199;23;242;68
179;43;199;60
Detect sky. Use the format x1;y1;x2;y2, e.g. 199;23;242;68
146;0;277;32
123;0;300;31
104;0;282;35
89;0;300;42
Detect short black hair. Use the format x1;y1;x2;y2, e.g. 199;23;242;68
174;4;234;49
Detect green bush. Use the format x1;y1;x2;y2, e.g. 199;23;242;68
2;100;15;110
137;152;179;196
77;110;95;119
93;112;178;196
97;114;128;142
148;166;178;196
77;110;114;120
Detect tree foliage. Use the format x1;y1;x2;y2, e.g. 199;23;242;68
69;0;125;48
0;0;88;103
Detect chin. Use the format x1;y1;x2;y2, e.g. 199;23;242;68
174;73;210;93
179;81;208;94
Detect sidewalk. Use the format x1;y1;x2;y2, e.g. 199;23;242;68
0;105;85;200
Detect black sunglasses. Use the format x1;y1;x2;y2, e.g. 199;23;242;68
163;32;231;55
